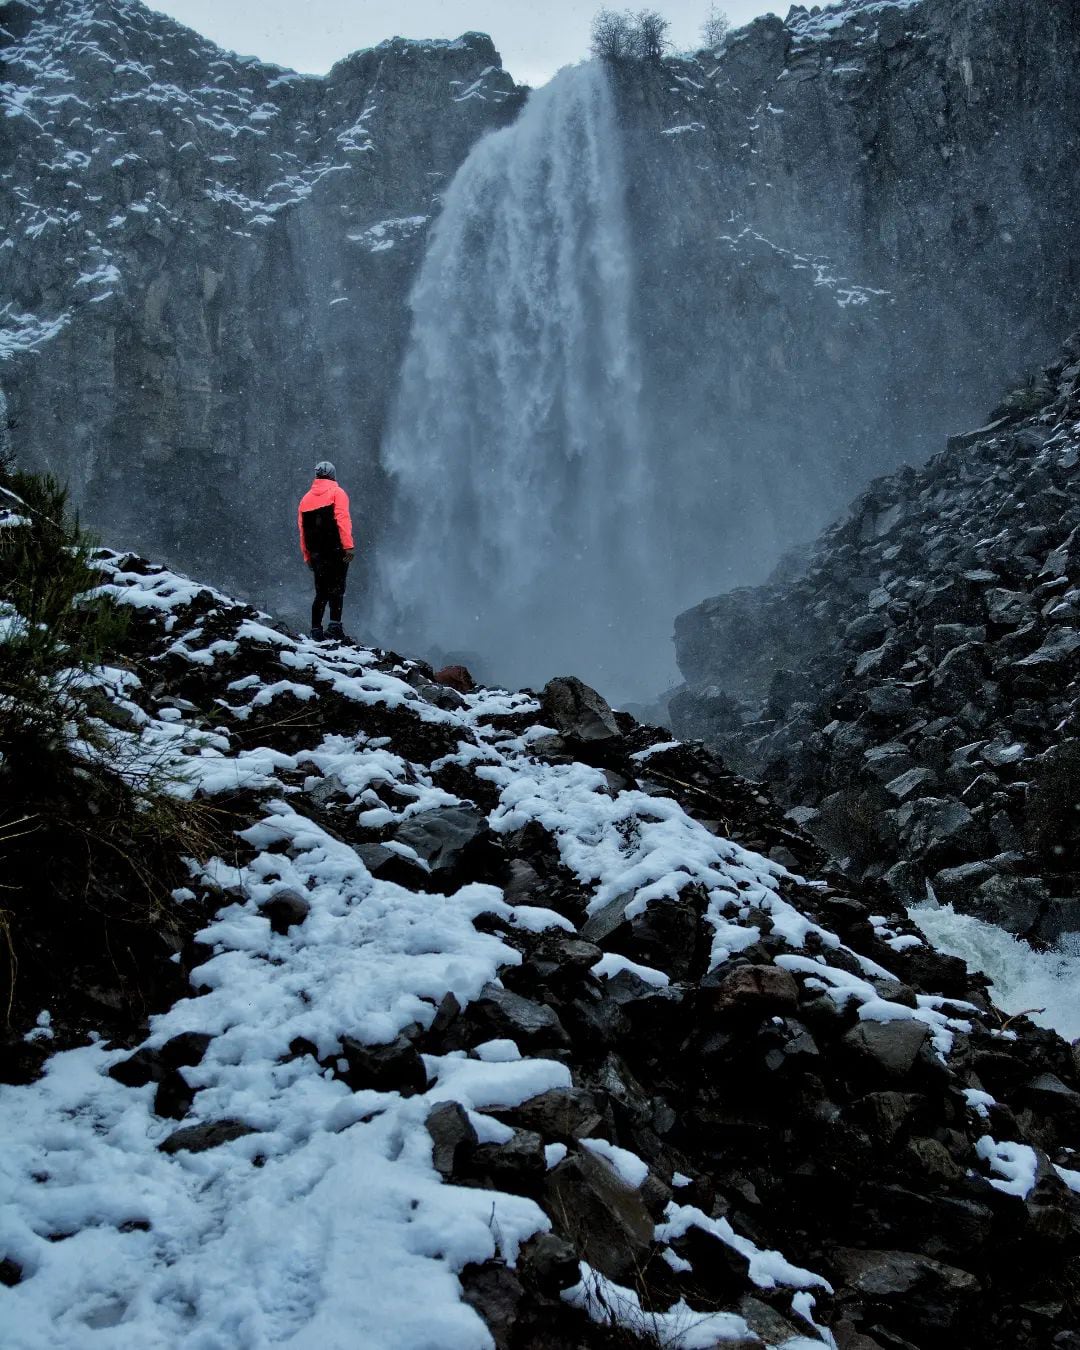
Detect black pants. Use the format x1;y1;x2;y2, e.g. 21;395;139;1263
310;553;349;628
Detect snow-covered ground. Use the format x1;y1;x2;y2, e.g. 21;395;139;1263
1;551;1074;1348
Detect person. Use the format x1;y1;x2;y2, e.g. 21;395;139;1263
297;460;355;641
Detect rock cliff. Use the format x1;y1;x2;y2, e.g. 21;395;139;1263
0;0;521;605
671;334;1080;944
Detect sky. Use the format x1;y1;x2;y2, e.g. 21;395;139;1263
147;1;778;88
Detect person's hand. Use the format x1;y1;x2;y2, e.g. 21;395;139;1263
343;548;355;562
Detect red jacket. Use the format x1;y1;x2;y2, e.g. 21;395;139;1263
298;478;354;563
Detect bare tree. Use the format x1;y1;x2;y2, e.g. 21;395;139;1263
590;8;634;61
700;3;731;49
631;9;671;61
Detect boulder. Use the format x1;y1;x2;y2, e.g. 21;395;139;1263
336;1033;428;1096
392;806;489;877
426;1101;478;1179
968;874;1049;935
496;1088;605;1142
258;889;310;935
842;1019;929;1079
699;963;799;1017
158;1119;257;1154
467;985;570;1051
540;676;621;742
432;664;476;693
543;1148;654;1282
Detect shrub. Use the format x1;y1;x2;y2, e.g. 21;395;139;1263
0;470;126;775
0;468;221;1058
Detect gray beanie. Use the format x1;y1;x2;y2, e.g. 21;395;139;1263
314;460;336;480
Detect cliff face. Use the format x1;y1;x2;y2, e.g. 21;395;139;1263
671;336;1080;942
611;0;1080;574
0;0;522;604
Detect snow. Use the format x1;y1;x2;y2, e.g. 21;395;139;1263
565;1263;756;1346
590;952;671;987
975;1136;1039;1198
581;1138;649;1189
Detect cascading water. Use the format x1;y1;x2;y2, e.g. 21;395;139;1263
375;62;667;700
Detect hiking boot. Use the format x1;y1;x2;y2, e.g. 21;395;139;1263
310;625;325;642
326;621;349;643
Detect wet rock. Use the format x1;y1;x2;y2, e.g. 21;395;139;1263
432;664;476;693
968;873;1049;935
159;1119;257;1154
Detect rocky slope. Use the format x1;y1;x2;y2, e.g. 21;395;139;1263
0;0;521;604
3;0;1080;646
671;334;1080;948
2;540;1080;1347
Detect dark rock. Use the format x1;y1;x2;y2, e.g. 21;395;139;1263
154;1070;196;1120
258;889;311;935
540;677;621;742
108;1047;166;1088
426;1101;478;1179
833;1247;979;1303
466;985;570;1051
337;1034;427;1096
519;1232;580;1296
543;1149;653;1282
159;1032;213;1069
159;1119;257;1154
968;874;1049;935
392;806;489;877
0;1257;23;1287
699;963;799;1017
470;1129;546;1192
460;1261;523;1348
842;1020;929;1079
496;1088;604;1143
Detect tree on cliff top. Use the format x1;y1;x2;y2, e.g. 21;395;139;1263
701;4;731;49
590;8;671;62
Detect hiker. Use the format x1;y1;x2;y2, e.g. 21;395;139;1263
298;460;355;641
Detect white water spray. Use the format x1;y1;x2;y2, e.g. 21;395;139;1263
376;63;666;698
912;902;1080;1042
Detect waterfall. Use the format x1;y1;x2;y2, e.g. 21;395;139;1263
375;62;665;700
